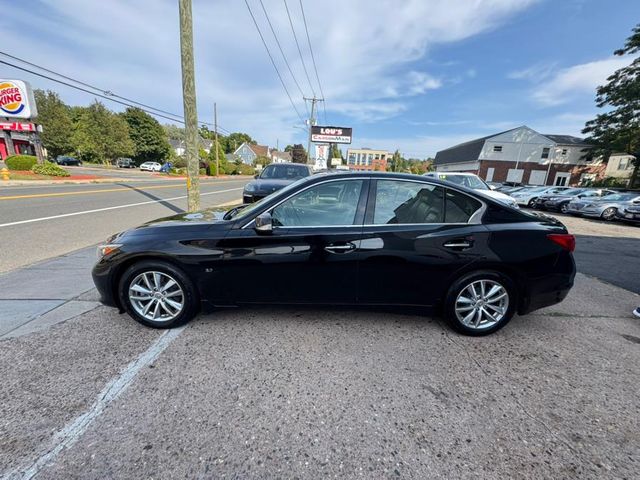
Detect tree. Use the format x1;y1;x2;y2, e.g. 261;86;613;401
254;155;271;167
330;145;343;161
224;132;256;153
290;143;308;163
72;101;134;163
33;89;74;159
389;149;405;172
582;23;640;188
208;142;228;175
163;124;185;142
122;107;171;164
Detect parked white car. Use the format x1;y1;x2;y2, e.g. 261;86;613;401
424;172;519;208
140;161;162;172
509;186;572;207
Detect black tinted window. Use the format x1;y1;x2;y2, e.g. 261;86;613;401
272;180;363;226
372;180;445;224
445;189;482;223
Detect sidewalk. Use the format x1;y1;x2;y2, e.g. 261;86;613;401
0;247;101;338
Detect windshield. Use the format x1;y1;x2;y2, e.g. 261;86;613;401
438;174;488;190
260;164;309;180
558;188;584;196
227;177;312;220
522;186;548;193
597;193;636;201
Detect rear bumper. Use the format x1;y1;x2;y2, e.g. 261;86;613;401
518;254;576;315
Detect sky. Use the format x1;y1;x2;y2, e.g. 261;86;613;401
1;0;639;158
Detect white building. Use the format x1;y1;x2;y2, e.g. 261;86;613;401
434;126;598;186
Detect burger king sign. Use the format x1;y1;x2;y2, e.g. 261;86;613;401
0;80;37;119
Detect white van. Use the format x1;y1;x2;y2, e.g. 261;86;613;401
424;172;519;208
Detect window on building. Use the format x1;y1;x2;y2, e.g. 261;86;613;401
374;154;380;160
493;145;503;152
348;153;356;165
618;158;629;170
561;149;568;155
541;147;550;159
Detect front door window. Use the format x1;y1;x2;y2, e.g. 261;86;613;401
271;180;364;227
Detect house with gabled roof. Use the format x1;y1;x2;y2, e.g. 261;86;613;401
234;142;269;165
433;126;599;186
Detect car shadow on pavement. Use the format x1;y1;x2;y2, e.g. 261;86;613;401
116;183;185;214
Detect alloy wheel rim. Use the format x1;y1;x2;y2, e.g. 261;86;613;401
128;271;184;322
602;208;616;220
455;280;509;330
560;204;569;213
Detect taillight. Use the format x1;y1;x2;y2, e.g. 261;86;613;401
547;234;575;252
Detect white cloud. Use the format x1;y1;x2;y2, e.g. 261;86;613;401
508;62;557;81
0;0;539;147
530;57;633;106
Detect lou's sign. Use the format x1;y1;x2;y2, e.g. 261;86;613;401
0;80;37;119
311;125;352;144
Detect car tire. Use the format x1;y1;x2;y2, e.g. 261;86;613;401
559;203;570;214
527;198;537;207
443;270;517;336
118;260;199;329
601;207;617;221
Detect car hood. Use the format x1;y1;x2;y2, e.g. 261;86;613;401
250;178;296;193
122;207;232;237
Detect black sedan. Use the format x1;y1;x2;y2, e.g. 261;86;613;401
54;155;82;166
243;163;312;203
532;188;610;213
92;172;576;336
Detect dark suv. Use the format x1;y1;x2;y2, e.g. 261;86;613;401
116;158;135;168
54;155;82;166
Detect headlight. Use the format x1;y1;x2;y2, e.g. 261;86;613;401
97;243;122;259
244;183;256;193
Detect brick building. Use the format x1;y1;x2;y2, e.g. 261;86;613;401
434;126;602;186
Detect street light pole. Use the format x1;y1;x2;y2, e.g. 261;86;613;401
178;0;200;211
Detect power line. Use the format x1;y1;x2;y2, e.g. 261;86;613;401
258;0;308;116
299;0;327;124
0;57;232;135
0;51;185;120
244;0;305;125
283;0;316;98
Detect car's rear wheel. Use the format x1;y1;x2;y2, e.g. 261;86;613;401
601;207;617;221
118;260;199;328
527;198;537;207
444;271;517;336
560;203;570;214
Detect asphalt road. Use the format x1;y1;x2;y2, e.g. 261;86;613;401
0;178;249;272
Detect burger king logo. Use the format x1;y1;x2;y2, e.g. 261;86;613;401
0;81;26;115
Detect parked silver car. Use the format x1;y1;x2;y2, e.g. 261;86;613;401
616;203;640;224
567;192;640;220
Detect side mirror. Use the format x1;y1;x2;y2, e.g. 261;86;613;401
255;212;273;233
633;199;640;204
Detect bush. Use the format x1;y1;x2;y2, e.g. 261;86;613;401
5;155;38;171
232;163;255;175
32;161;71;177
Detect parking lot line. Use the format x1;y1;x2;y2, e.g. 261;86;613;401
0;187;243;228
9;326;185;480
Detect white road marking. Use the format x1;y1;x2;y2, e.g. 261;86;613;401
0;187;242;228
8;326;185;480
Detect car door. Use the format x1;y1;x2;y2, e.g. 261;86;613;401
219;178;369;305
356;179;490;307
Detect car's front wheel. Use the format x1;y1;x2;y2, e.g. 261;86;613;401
527;198;537;207
118;260;199;328
601;207;617;221
559;203;570;214
444;271;517;336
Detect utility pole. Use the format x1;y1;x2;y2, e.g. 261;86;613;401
304;96;323;166
178;0;200;211
214;102;219;177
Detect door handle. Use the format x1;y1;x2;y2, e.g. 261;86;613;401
325;243;356;253
443;239;473;250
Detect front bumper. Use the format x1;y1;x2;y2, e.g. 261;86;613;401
243;193;267;203
91;260;119;308
616;210;640;223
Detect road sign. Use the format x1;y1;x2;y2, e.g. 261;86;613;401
311;126;352;144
